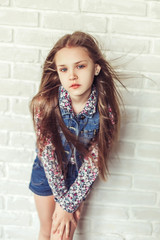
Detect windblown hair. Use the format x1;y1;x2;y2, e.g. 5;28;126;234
30;31;123;180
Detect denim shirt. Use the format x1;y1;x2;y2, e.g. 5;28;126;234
59;85;99;174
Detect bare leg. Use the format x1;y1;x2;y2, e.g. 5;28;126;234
34;194;55;240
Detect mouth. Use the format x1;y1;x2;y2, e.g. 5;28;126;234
70;84;81;89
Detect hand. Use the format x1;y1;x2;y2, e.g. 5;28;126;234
52;202;77;240
74;202;84;221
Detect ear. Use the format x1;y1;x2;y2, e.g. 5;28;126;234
94;64;101;76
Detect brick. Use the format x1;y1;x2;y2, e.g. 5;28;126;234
0;227;2;238
94;174;132;189
0;63;10;78
13;63;41;81
116;72;145;89
131;207;160;221
10;132;35;148
109;159;160;176
5;226;38;240
120;124;160;142
0;27;12;42
14;0;79;11
153;223;160;237
8;163;32;181
0;131;8;145
134;176;160;191
40;49;50;63
0;9;38;27
0;180;32;196
111;141;136;158
88;189;156;206
137;143;160;160
0;115;33;132
75;219;91;234
0;0;9;6
0;211;31;226
83;204;128;219
0;46;39;63
91;220;152;235
144;73;160;90
0;162;6;178
7;196;35;211
75;233;125;240
0;80;35;97
81;0;147;16
116;54;160;73
0;98;8;112
153;39;160;54
42;13;107;33
121;107;138;124
112;17;160;37
149;2;160;19
11;98;30;116
120;89;160;108
107;36;150;54
15;28;60;48
124;237;157;240
0;147;33;162
138;108;160;125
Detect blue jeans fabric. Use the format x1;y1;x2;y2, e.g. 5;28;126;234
29;156;77;196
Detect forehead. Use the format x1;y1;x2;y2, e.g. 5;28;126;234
55;47;92;65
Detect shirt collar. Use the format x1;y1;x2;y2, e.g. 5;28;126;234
59;85;97;118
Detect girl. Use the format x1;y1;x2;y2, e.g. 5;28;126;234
29;31;122;240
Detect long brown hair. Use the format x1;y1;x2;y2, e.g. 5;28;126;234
30;31;123;180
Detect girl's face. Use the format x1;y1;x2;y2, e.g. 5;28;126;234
55;47;101;102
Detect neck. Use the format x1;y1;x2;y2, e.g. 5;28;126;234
71;91;91;114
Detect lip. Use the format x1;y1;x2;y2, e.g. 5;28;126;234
70;84;81;89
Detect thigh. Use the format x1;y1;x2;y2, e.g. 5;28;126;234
34;194;55;232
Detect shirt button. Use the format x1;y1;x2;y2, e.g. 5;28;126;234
81;115;85;120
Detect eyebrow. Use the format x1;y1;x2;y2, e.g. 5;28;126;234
57;60;87;67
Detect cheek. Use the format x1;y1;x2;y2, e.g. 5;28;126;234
58;74;66;84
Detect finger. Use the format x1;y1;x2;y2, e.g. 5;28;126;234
59;224;65;240
72;216;77;228
75;210;80;220
52;212;57;220
52;220;60;234
65;222;70;239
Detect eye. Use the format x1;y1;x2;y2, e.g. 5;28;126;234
77;64;85;69
59;68;67;72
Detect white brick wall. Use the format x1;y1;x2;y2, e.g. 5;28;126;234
0;0;160;239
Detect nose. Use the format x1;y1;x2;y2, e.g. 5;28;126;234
69;69;77;81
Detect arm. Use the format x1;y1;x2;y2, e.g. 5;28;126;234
33;108;68;201
40;140;98;213
41;142;68;201
57;143;99;213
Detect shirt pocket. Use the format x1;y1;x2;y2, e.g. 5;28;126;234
79;128;99;145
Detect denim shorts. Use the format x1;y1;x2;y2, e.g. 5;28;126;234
29;156;78;196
